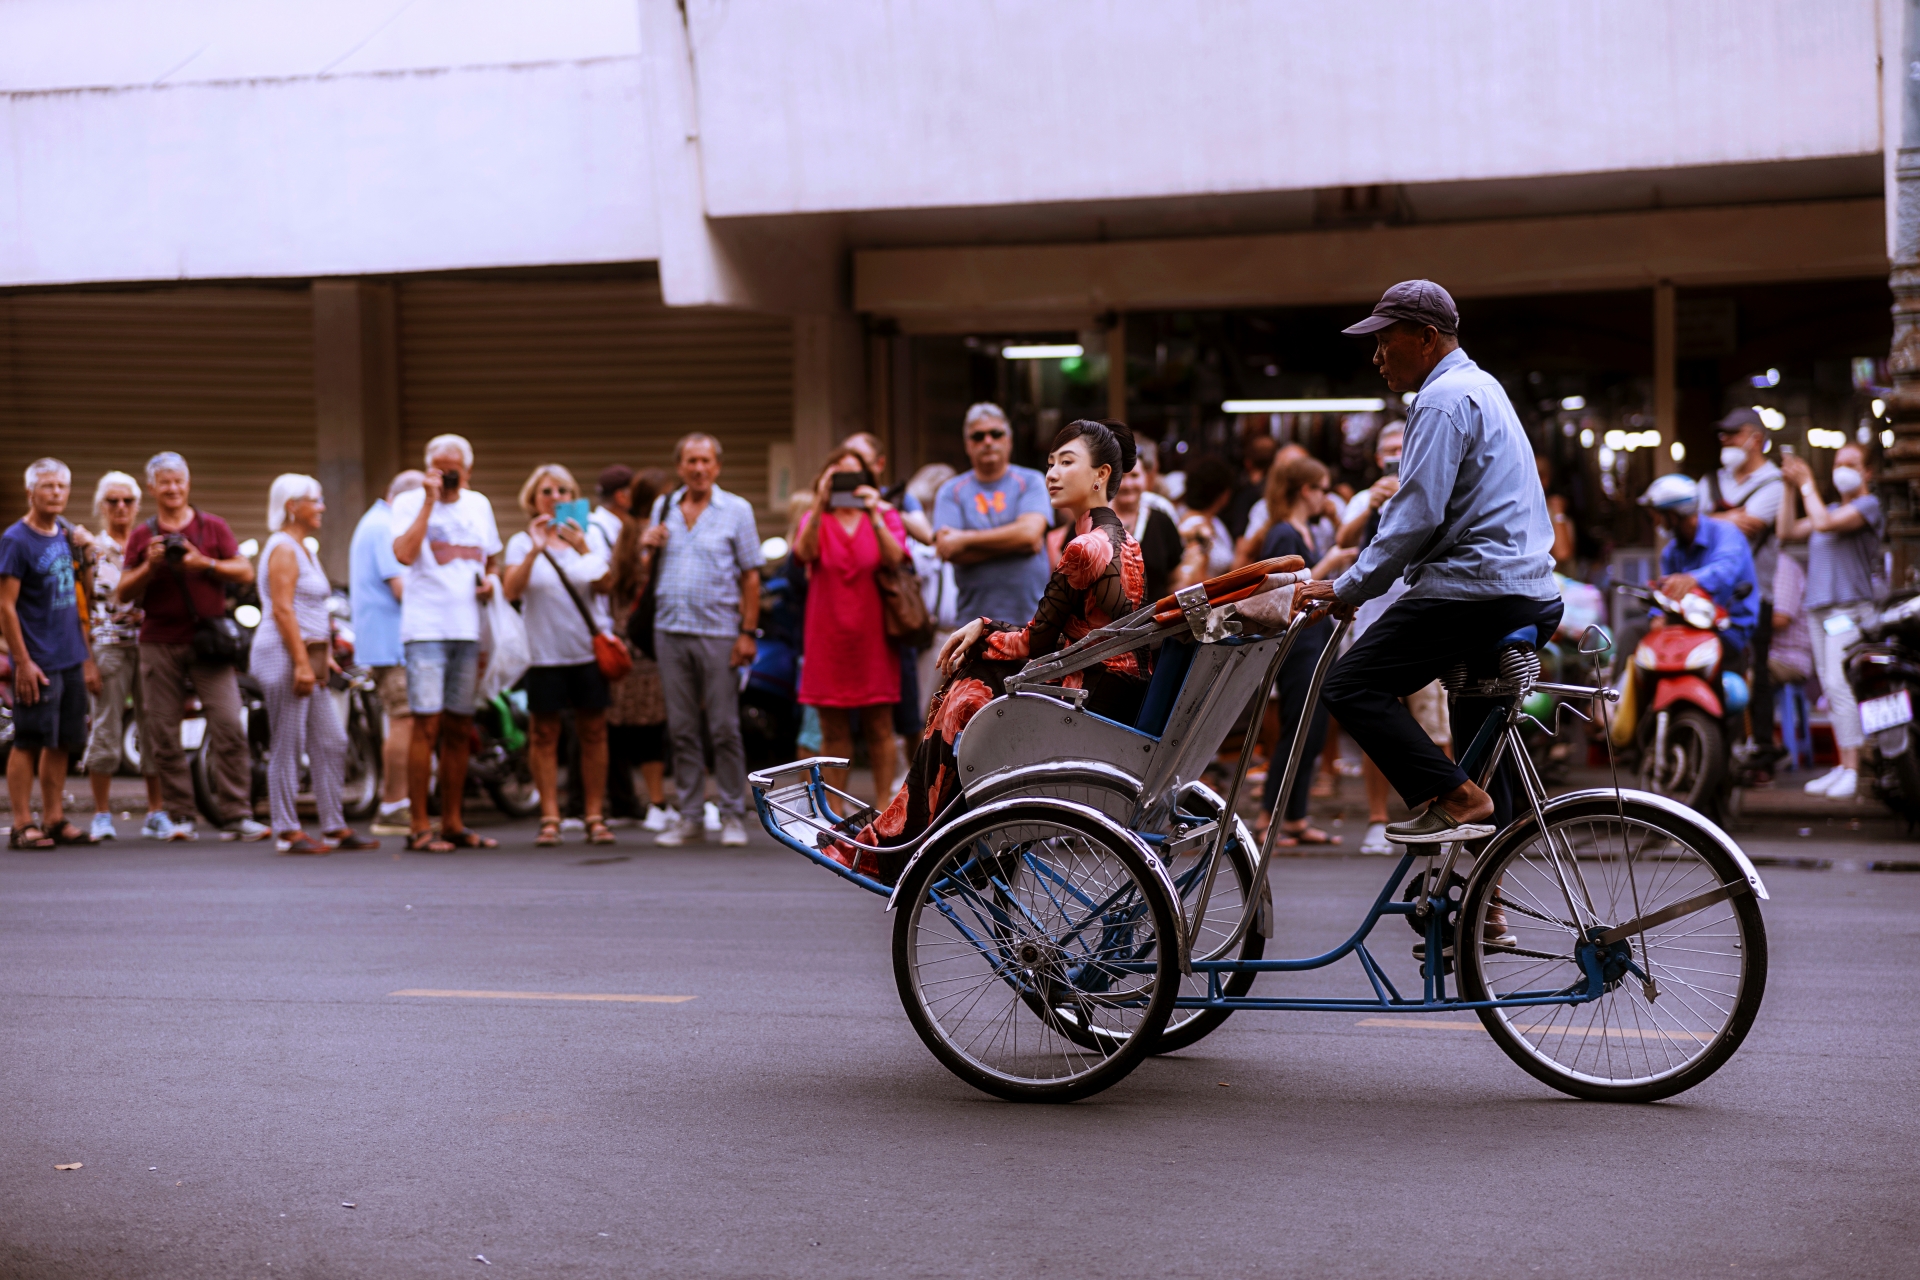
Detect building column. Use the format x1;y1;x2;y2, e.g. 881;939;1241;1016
1887;0;1920;586
792;314;866;493
1106;313;1127;423
312;280;400;583
1653;280;1678;476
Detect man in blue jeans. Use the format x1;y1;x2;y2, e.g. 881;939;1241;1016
1298;280;1561;847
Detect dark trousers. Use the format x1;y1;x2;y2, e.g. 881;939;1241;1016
1324;594;1564;828
1748;598;1775;750
1262;618;1333;822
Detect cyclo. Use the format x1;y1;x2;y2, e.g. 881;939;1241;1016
750;558;1769;1103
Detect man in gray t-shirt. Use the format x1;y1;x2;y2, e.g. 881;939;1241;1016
1705;408;1786;764
932;403;1051;624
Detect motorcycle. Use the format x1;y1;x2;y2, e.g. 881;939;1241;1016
1848;589;1920;824
1609;582;1747;811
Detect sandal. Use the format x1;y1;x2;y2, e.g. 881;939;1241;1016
48;821;97;846
585;816;615;846
535;819;562;847
322;829;380;851
406;829;455;854
440;827;498;849
276;831;330;856
8;824;55;850
1277;824;1341;847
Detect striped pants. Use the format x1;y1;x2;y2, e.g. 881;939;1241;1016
253;637;347;834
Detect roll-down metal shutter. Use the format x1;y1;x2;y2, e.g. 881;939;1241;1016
0;287;316;544
397;276;793;537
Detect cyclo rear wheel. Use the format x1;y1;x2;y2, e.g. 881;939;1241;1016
892;803;1180;1102
1149;820;1263;1055
1455;795;1766;1103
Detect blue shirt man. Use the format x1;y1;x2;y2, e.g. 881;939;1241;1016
349;495;407;668
933;404;1052;624
1645;474;1759;652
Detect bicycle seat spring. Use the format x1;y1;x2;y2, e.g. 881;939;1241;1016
1440;645;1539;696
1499;643;1542;693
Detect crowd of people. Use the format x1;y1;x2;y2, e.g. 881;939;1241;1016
0;285;1888;854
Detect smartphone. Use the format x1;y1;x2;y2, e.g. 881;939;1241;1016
1778;444;1795;457
441;468;461;496
1381;458;1400;477
555;498;592;530
829;471;873;509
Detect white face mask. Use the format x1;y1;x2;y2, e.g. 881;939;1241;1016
1720;446;1748;471
1832;466;1863;496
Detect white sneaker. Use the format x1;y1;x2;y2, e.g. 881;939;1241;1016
1823;768;1858;799
719;816;749;847
90;812;117;842
1358;821;1394;855
1804;767;1847;795
141;811;175;841
371;801;412;836
655;815;703;847
221;817;272;842
166;815;197;842
643;805;673;832
702;801;721;832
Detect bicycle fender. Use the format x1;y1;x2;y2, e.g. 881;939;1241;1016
1482;787;1768;901
885;794;1190;964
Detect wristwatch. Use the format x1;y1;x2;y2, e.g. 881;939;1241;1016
740;626;762;639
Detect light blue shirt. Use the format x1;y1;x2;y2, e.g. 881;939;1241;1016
933;465;1053;624
349;500;406;667
652;485;765;638
1335;347;1558;607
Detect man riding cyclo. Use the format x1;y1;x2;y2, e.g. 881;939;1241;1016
1297;280;1563;854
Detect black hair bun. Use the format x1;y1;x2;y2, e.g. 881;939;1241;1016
1098;419;1138;478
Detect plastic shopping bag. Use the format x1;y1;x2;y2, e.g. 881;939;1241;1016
476;574;531;703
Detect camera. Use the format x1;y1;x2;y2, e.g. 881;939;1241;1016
441;469;461;496
162;533;189;563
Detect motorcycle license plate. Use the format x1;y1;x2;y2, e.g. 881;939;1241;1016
1860;690;1913;735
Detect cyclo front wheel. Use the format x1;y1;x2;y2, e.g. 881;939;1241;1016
892;802;1180;1103
1456;794;1766;1103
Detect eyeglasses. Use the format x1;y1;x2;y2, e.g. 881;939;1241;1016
969;430;1009;444
101;496;136;506
538;486;568;497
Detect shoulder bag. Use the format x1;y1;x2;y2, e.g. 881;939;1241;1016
150;518;246;665
870;513;935;649
541;545;632;682
625;490;680;660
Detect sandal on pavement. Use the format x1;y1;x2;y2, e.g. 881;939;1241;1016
535;819;562;847
585;816;616;846
1279;824;1341;847
9;824;55;850
48;821;97;846
322;829;380;851
440;827;498;849
406;829;455;854
276;831;330;856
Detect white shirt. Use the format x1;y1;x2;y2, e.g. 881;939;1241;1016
589;505;625;555
505;528;612;667
389;488;503;644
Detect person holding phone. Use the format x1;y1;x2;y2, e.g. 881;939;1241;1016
503;463;615;846
390;433;502;852
793;447;909;814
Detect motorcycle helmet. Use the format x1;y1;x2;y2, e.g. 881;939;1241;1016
1639;473;1699;514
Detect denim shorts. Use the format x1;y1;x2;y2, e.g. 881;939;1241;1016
404;640;480;717
12;662;89;754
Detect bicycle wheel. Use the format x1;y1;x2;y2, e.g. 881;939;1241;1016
1456;795;1766;1103
892;804;1180;1102
1149;821;1264;1055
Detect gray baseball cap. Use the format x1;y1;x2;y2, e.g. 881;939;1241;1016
1342;279;1460;336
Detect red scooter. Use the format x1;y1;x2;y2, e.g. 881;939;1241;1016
1609;583;1742;811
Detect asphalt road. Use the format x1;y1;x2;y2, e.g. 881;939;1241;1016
3;817;1917;1279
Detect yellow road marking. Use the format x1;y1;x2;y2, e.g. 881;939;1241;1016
1355;1016;1711;1043
389;989;695;1004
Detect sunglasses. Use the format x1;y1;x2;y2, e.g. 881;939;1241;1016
538;486;569;496
969;429;1009;444
101;496;136;506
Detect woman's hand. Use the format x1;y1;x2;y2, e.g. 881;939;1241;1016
292;662;317;698
527;514;554;553
1780;455;1812;488
550;520;588;554
1179;513;1214;548
937;619;986;677
856;484;883;514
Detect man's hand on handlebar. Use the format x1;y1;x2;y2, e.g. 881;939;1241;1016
1295;578;1355;619
1652;572;1701;603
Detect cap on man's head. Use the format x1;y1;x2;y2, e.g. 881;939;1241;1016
1342;279;1460;336
598;464;635;497
1716;407;1764;435
1640;473;1699;514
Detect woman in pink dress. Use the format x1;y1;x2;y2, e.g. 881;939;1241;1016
794;447;910;813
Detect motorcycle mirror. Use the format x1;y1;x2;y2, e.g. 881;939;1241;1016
1578;624;1613;656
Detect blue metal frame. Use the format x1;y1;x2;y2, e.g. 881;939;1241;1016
752;762;894;897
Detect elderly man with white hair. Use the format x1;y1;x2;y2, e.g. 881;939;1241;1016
117;451;263;841
0;458;101;847
390;433;503;852
78;470;169;841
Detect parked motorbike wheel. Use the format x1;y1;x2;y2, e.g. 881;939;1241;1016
1638;704;1724;811
338;688;382;820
